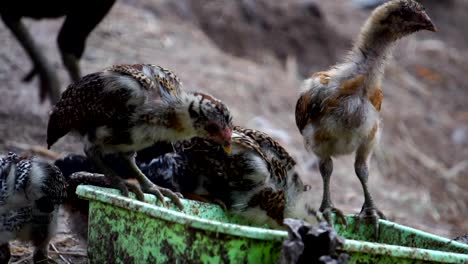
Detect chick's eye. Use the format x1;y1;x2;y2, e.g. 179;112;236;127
205;123;219;134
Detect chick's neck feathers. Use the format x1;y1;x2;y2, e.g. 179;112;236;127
347;4;401;75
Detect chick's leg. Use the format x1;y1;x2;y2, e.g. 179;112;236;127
84;147;145;200
123;153;184;210
1;18;61;103
31;219;53;264
57;0;116;82
355;143;386;239
318;157;346;225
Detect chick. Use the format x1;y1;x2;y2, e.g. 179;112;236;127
0;152;66;264
295;0;436;230
137;126;319;228
47;64;233;210
55;126;320;230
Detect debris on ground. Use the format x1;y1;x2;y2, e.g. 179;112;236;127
453;234;468;245
280;218;349;264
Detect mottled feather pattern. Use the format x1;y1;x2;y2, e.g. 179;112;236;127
233;126;295;185
248;187;285;225
56;125;303;228
139;152;187;190
47;64;184;148
108;64;157;90
0;152;66;257
47;72;134;147
0;153;21;204
232;132;272;172
147;126;298;224
14;159;31;192
182;126;294;188
107;64;181;96
0;207;33;232
0;157;12;205
0;153;67;206
234;126;296;170
39;162;68;205
193;92;233;127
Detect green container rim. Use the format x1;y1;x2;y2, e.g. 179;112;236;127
77;185;468;263
77;185;287;241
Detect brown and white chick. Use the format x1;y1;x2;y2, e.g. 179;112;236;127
228;126;319;227
295;0;436;229
0;152;67;264
47;64;233;210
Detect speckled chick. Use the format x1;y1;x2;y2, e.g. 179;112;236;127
0;152;66;264
47;64;233;210
295;0;436;231
137;126;319;228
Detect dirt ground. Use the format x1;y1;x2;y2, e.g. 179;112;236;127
0;0;467;262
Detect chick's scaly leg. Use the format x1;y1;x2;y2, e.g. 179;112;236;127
318;157;346;225
60;51;81;82
31;222;52;264
124;154;184;210
355;146;386;239
57;0;116;83
1;18;61;103
84;148;145;200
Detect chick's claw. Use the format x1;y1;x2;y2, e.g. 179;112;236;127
355;207;386;240
142;184;184;210
321;206;347;227
123;182;145;201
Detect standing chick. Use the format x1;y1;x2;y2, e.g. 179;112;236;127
0;0;116;103
47;64;233;210
0;152;67;264
295;0;436;229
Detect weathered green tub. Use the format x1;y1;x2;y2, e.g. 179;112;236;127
76;185;468;263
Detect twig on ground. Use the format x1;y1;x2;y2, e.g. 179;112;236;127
10;255;32;264
5;141;62;160
49;251;88;257
50;243;71;264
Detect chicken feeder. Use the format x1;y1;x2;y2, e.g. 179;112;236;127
76;185;468;263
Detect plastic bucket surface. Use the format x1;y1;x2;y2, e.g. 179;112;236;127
76;185;468;264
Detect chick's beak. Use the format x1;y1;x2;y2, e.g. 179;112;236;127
425;20;437;32
223;143;232;155
421;12;437;32
221;127;232;155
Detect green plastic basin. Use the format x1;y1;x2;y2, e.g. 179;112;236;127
76;185;468;263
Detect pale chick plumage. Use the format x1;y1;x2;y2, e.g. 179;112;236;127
295;0;436;234
47;64;233;210
0;152;67;264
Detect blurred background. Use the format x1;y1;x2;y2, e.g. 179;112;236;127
0;0;467;262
